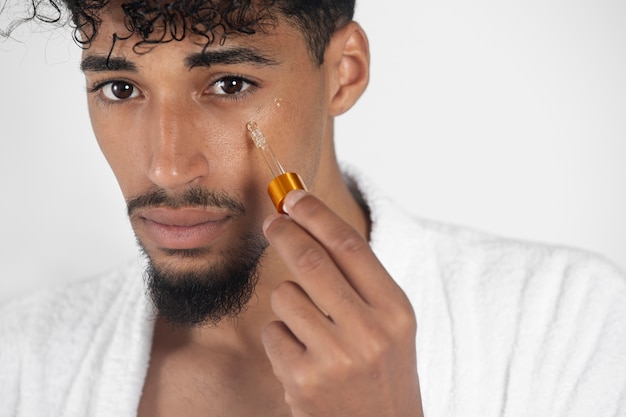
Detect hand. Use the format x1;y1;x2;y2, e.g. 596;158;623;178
261;190;424;417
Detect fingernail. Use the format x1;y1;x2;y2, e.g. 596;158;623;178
283;189;307;215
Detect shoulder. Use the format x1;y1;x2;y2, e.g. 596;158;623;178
351;168;626;414
347;164;625;299
414;222;626;415
362;175;624;292
419;215;624;304
372;193;626;415
0;262;149;415
419;214;623;286
0;259;146;333
378;198;625;319
0;259;148;374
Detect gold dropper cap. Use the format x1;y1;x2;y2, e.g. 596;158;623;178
247;121;307;213
268;172;307;213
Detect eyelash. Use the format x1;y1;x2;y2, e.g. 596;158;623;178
209;74;260;102
87;74;260;105
88;78;136;106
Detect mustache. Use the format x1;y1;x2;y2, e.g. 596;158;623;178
127;186;246;217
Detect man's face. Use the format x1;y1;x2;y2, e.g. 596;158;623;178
82;5;332;324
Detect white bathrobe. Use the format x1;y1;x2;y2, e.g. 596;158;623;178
1;171;625;416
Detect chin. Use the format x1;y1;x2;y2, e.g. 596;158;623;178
139;232;269;327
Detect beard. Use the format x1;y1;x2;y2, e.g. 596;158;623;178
128;186;268;328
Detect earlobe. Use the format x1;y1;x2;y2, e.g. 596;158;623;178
326;22;370;116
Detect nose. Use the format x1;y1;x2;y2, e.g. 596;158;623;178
146;99;210;191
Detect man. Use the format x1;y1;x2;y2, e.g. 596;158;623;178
1;1;624;416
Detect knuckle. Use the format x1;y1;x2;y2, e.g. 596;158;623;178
383;290;417;336
379;311;417;347
331;349;356;375
330;227;367;255
353;313;416;366
295;246;327;275
338;233;368;255
359;329;393;365
289;365;322;401
392;303;418;337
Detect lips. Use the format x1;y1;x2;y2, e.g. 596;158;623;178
136;207;232;250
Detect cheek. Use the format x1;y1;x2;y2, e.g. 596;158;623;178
257;96;326;189
280;72;328;186
89;108;138;194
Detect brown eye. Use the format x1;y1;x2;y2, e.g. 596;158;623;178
101;81;139;101
220;77;245;94
211;76;253;96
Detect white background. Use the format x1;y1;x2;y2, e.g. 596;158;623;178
1;0;625;305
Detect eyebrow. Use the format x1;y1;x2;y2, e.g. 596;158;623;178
80;55;137;73
185;47;280;69
80;47;279;73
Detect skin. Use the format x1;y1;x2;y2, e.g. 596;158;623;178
82;3;424;416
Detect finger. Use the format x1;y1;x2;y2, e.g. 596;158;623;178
270;280;335;350
263;213;369;321
261;320;306;381
282;190;410;310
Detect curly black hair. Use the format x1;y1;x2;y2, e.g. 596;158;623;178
1;0;355;64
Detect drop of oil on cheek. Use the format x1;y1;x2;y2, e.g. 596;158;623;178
250;97;283;123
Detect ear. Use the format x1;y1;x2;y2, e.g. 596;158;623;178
325;22;370;116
